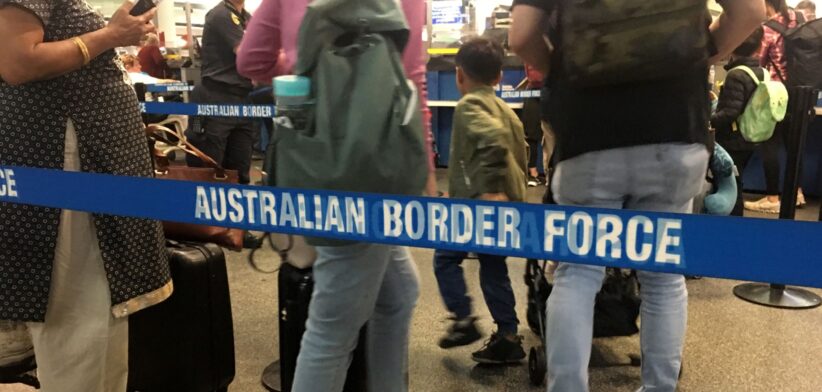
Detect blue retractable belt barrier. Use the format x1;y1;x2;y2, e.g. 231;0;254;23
1;165;821;289
145;83;195;93
140;102;277;117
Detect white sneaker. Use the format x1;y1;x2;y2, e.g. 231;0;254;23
796;192;807;208
744;197;781;214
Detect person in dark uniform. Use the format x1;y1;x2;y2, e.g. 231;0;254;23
186;0;256;185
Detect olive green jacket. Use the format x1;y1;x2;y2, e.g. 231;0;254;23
447;86;528;201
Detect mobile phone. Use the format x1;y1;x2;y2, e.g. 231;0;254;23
130;0;159;16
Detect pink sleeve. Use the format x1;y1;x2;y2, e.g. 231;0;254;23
237;0;288;83
401;0;436;172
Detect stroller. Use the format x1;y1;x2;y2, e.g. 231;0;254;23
523;259;642;386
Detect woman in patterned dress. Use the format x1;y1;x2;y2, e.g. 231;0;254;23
0;1;172;391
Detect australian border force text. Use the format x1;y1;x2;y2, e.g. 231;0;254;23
192;186;685;266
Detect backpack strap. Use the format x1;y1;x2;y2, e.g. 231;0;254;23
765;19;788;35
766;57;787;83
765;11;804;34
731;66;764;85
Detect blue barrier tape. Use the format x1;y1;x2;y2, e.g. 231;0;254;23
140;102;276;117
1;165;821;289
139;94;816;116
145;83;195;93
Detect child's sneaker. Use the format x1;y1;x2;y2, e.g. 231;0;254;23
471;332;526;364
439;317;482;349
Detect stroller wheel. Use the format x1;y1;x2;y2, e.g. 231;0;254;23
528;346;547;386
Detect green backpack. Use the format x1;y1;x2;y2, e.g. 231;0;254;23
560;0;710;87
731;66;788;143
270;0;427;245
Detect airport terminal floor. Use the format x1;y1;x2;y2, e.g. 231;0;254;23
7;171;820;392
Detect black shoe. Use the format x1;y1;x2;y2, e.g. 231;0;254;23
243;232;263;249
471;332;526;364
438;317;482;349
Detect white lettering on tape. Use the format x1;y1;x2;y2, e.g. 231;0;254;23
452;204;474;244
497;207;520;249
325;196;344;233
655;219;683;265
476;205;495;247
428;202;449;242
260;191;277;225
0;169;15;197
383;200;403;237
227;188;244;223
626;216;653;262
544;211;566;253
595;214;623;259
279;193;298;228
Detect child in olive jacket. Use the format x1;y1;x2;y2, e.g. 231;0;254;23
433;38;528;365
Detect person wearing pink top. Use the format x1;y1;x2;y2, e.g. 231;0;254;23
237;1;428;391
236;0;438;195
745;0;807;213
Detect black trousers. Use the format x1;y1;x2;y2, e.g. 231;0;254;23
521;98;542;170
185;84;258;185
186;120;257;184
727;149;754;217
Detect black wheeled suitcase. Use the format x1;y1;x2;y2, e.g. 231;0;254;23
279;262;367;392
128;241;235;392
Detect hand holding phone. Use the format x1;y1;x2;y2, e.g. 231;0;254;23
106;1;158;47
130;0;159;16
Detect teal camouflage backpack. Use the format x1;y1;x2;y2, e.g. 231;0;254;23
273;0;427;197
731;66;788;143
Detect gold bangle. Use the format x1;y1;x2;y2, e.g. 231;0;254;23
72;37;91;66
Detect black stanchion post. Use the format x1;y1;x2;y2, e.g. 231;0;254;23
733;86;822;309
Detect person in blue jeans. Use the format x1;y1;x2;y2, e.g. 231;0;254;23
434;38;528;364
510;0;765;390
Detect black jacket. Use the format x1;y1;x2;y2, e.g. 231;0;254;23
711;57;766;151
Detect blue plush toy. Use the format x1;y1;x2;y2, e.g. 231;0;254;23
703;143;738;216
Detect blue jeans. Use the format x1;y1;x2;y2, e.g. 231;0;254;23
433;250;519;335
546;143;709;392
292;243;419;392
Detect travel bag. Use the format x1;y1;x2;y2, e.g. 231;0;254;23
278;262;367;392
146;124;244;251
128;241;235;392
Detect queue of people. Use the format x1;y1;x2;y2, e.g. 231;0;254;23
0;0;814;391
